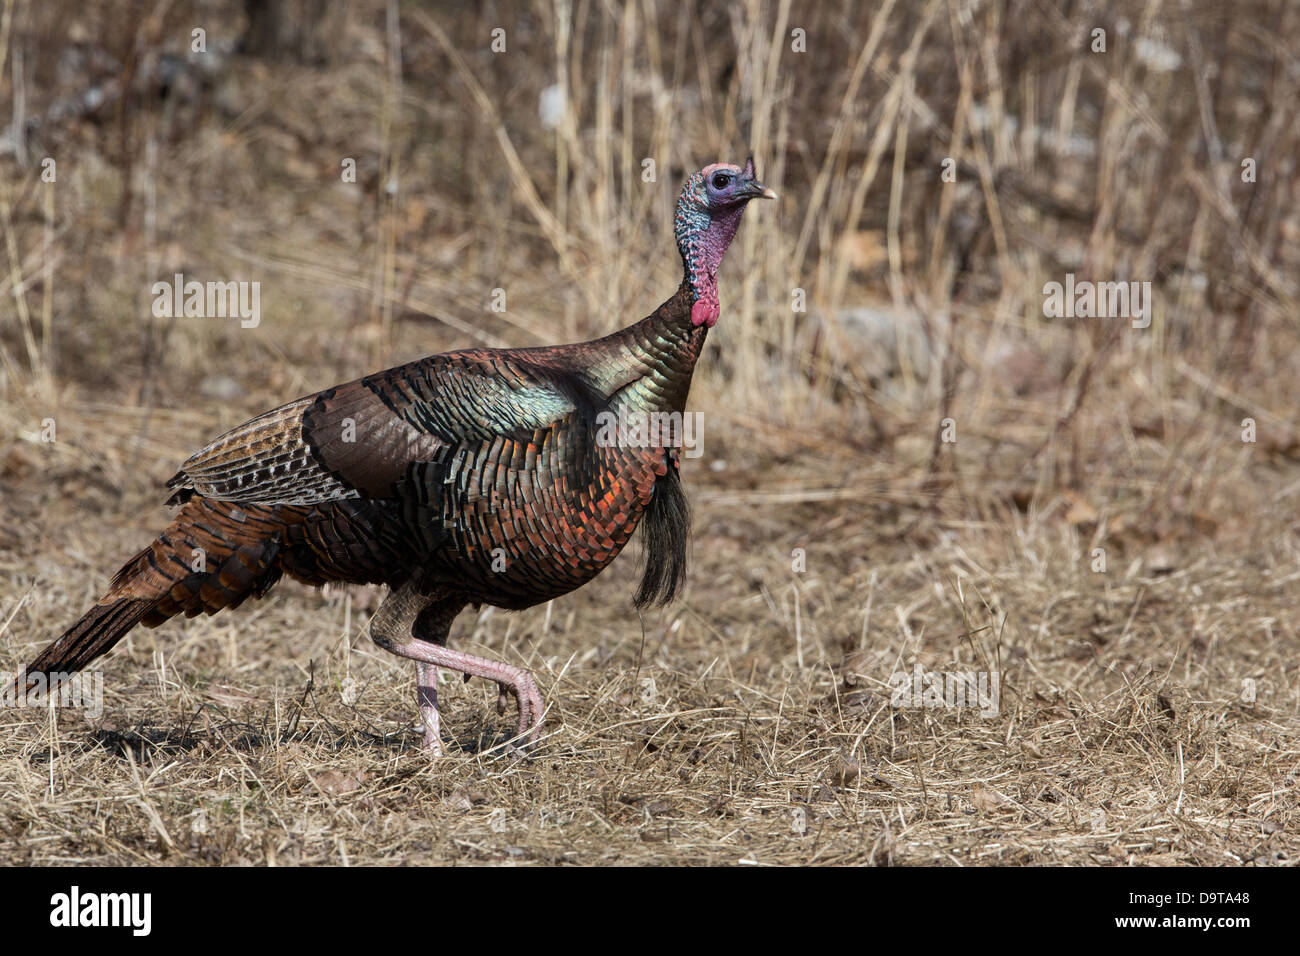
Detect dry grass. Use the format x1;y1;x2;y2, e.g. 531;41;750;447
1;0;1298;865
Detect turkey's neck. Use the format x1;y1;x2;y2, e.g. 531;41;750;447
682;203;744;328
596;278;707;417
585;201;747;414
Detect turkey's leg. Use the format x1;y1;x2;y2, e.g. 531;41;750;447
416;662;441;755
387;640;544;748
369;578;453;754
370;579;541;752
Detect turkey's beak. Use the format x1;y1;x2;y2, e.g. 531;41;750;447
741;155;778;201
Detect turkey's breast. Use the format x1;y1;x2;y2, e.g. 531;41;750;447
414;413;673;609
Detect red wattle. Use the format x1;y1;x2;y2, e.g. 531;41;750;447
691;299;719;327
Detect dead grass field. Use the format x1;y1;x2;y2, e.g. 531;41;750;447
1;0;1299;866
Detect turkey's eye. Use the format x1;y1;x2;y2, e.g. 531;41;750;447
711;173;732;190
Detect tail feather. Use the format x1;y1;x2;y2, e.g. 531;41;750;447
18;497;295;689
23;598;153;679
17;495;402;696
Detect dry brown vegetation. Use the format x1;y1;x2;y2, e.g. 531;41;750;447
1;0;1298;866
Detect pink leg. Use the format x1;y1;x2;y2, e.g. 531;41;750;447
388;640;544;749
368;583;538;754
416;662;441;755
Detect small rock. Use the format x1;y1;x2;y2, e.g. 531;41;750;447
313;770;366;796
199;375;244;402
828;756;861;788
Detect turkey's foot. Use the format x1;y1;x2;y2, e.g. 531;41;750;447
389;639;544;752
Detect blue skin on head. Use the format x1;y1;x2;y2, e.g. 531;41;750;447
673;160;775;327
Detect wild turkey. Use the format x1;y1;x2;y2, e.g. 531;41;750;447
16;158;776;754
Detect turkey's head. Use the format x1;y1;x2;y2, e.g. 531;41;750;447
674;156;777;328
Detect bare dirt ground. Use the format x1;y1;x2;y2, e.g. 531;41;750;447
2;1;1299;865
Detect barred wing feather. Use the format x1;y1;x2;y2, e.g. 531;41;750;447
166;352;578;506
